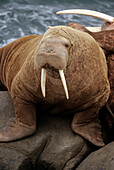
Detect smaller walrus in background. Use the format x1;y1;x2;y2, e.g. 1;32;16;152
0;26;110;146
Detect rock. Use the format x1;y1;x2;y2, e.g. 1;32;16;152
0;91;91;170
0;91;14;128
36;115;90;170
76;142;114;170
0;145;32;170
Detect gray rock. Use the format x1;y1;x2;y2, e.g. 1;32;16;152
76;142;114;170
0;144;32;170
0;91;14;128
36;115;90;170
0;91;91;170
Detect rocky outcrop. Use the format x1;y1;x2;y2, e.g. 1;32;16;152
76;142;114;170
0;91;113;170
0;91;91;170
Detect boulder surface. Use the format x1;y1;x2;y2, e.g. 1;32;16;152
76;142;114;170
0;91;91;170
0;91;113;170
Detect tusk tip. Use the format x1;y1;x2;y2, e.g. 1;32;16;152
42;93;46;98
56;12;60;14
67;96;69;100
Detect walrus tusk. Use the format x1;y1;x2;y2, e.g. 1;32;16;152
41;68;69;99
41;68;46;97
86;27;101;32
59;70;69;99
56;9;114;23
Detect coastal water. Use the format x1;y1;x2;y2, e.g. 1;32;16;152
0;0;113;47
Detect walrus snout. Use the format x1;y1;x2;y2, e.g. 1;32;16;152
42;45;55;53
36;51;67;70
35;39;68;71
37;49;69;99
36;40;69;99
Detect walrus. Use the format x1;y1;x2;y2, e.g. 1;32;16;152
0;26;110;146
57;8;114;118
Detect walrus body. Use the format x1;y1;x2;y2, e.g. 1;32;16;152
0;26;110;146
68;22;114;113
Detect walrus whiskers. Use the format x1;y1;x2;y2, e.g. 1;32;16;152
59;70;69;100
56;9;114;23
41;68;46;97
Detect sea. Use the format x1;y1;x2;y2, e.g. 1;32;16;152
0;0;113;47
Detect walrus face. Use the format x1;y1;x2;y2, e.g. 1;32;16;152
34;26;74;99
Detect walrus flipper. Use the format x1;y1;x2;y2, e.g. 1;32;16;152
72;108;105;147
0;98;36;142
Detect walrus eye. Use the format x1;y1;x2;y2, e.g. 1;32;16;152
64;43;69;48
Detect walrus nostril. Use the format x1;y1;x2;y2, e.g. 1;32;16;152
46;47;54;53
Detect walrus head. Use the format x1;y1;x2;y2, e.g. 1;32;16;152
34;26;78;99
34;25;104;101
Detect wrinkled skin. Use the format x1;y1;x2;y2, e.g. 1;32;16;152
0;26;110;146
68;22;114;113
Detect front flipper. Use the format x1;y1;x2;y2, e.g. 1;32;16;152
0;98;36;142
72;109;105;147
